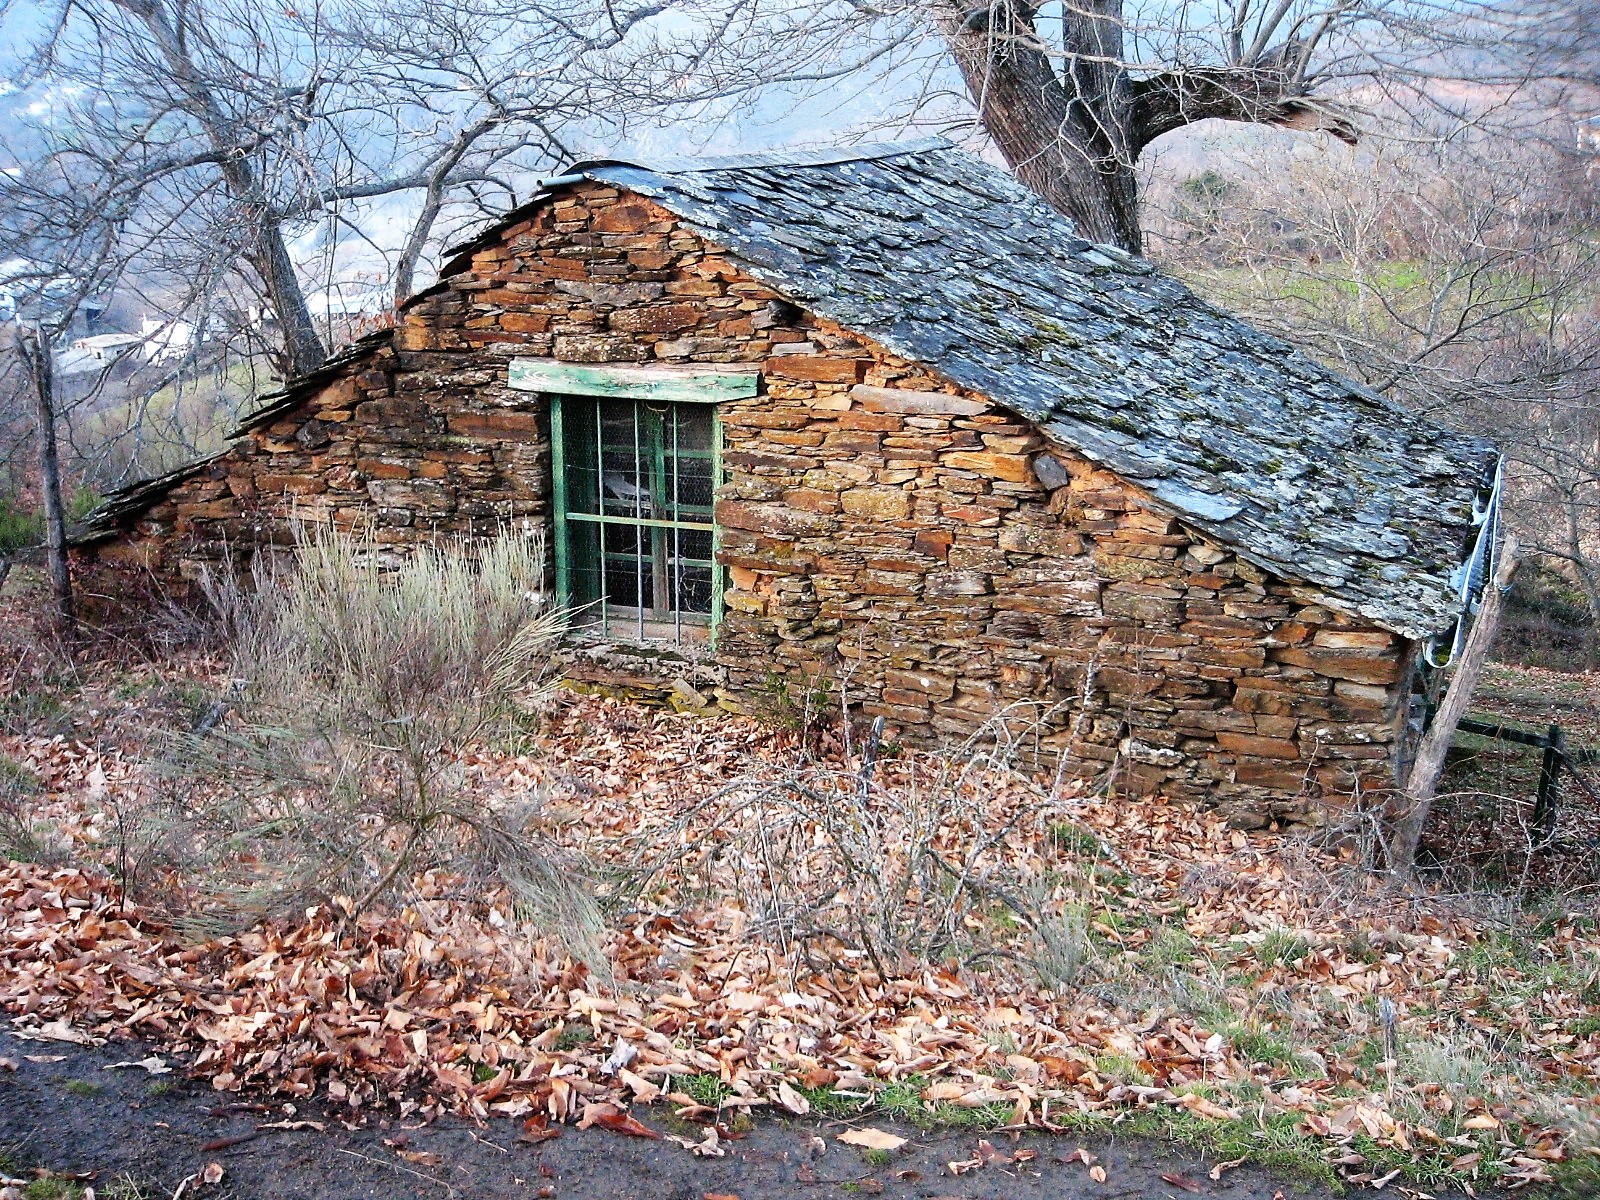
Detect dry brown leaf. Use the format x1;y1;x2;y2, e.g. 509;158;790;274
518;1114;561;1144
200;1163;225;1187
776;1081;810;1115
578;1101;662;1140
838;1128;907;1152
975;1140;1010;1166
1209;1155;1246;1180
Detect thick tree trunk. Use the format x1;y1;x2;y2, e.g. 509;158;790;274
935;0;1142;251
1390;533;1520;872
933;1;1357;255
20;328;75;637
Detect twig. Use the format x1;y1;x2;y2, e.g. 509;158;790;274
334;1147;457;1196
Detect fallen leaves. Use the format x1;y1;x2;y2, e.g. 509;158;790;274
577;1102;661;1140
1;684;1598;1194
518;1114;561;1144
837;1128;907;1152
776;1080;810;1115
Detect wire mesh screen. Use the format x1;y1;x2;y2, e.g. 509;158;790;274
560;396;717;642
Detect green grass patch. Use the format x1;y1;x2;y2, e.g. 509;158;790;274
26;1179;86;1200
1142;924;1195;969
1048;822;1102;856
1256;928;1312;968
1118;1108;1339;1188
1550;1150;1600;1198
61;1079;103;1098
552;1022;594;1052
795;1084;868;1118
675;1072;733;1107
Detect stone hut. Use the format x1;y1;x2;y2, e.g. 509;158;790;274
75;139;1502;829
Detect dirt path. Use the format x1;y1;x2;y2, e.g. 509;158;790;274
0;1030;1365;1200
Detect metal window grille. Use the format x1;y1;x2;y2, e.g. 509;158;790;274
552;395;719;643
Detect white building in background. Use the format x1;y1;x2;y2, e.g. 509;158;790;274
139;316;197;363
56;332;142;377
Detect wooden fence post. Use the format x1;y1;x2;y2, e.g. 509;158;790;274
1390;532;1520;874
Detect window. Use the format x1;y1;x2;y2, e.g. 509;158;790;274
552;395;720;642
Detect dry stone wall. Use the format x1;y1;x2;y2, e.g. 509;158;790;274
80;182;1415;827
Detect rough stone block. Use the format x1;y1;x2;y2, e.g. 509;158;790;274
554;335;650;363
1272;646;1402;684
851;385;988;416
767;355;867;383
997;523;1083;557
447;410;542;438
941;450;1031;483
608;304;701;333
840;486;910;520
715;499;837;538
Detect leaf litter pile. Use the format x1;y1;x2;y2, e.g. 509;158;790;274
4;655;1600;1193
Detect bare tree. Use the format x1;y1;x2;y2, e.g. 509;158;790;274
13;327;75;635
927;1;1537;253
325;0;683;305
5;0;708;380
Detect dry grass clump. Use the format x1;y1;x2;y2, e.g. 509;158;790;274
639;706;1104;983
148;529;604;962
0;758;57;866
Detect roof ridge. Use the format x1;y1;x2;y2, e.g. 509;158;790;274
563;136;954;178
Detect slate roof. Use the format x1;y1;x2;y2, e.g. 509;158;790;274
518;137;1499;640
72;332;393;546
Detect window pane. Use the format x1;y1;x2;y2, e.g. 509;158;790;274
563;399;600;517
676;527;713;563
673;455;715;513
676;563;714;614
601;399;649;518
560;394;719;640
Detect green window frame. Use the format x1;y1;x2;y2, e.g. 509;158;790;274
550;394;724;645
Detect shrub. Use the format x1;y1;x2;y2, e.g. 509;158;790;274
640;702;1096;981
0;487;101;554
0;756;67;865
156;529;603;963
0;496;42;553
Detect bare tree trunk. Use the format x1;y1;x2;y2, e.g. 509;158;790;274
19;327;75;638
116;0;327;377
935;0;1141;250
249;226;329;379
1390;533;1520;872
